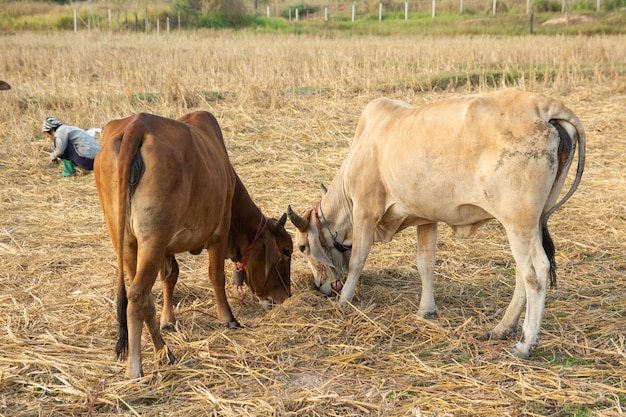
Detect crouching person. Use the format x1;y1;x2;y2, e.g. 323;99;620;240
42;116;101;176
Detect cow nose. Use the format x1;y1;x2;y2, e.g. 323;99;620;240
331;280;343;293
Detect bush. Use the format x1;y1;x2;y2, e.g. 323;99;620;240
175;0;247;26
198;11;281;29
533;0;562;11
605;0;626;9
198;11;227;28
281;3;319;19
570;0;594;10
53;14;74;29
249;16;291;30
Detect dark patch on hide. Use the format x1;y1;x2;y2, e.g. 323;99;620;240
129;144;145;196
549;120;573;180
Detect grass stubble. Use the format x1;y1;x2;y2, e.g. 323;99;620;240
0;31;625;416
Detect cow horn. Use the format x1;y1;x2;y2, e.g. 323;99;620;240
287;205;309;231
273;212;287;231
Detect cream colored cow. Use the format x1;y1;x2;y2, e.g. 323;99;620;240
289;88;585;358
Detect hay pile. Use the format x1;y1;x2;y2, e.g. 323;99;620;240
0;31;625;416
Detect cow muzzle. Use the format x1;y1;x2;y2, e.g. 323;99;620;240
316;279;343;296
312;262;344;296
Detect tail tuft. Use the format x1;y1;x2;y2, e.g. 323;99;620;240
542;221;557;289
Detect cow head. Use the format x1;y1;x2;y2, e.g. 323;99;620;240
287;204;351;296
242;213;293;307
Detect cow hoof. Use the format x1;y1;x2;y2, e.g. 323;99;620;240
158;346;177;365
224;320;241;329
330;298;346;308
510;344;531;359
160;322;176;332
486;330;499;341
125;368;145;379
488;327;517;341
418;309;438;319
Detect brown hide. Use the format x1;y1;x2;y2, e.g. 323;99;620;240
94;111;292;378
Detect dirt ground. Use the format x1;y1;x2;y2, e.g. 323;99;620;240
1;32;625;416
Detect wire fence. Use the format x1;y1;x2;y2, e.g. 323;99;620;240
71;0;605;33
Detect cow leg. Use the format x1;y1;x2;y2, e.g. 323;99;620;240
116;250;137;363
126;255;174;378
338;215;376;308
415;223;438;319
498;228;549;358
490;267;526;340
160;255;179;331
144;290;176;366
208;244;239;327
125;278;153;378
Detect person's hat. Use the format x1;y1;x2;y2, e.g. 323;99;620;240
42;117;63;133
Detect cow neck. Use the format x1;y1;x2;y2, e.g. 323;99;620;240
234;214;266;272
315;198;350;253
319;183;353;228
229;174;266;266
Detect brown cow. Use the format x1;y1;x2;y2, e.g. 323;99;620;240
0;81;10;90
94;111;292;378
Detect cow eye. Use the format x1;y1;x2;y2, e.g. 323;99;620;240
282;249;291;257
299;245;306;253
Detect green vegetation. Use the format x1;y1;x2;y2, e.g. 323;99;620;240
0;0;625;34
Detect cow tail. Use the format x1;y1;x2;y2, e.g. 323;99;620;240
541;115;586;288
114;120;145;360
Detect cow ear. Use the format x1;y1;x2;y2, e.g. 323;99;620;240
320;183;328;195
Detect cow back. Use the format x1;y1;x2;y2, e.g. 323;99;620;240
95;111;236;257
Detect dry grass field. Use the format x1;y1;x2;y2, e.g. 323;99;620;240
1;31;625;416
